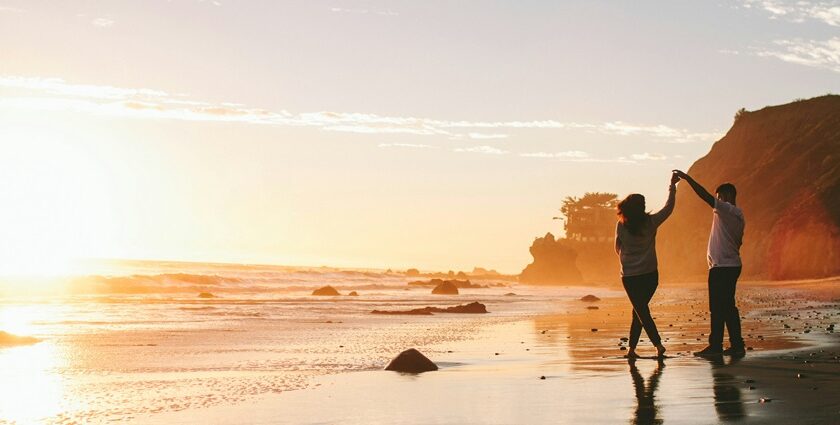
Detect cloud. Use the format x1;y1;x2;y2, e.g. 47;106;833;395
330;7;399;16
518;152;635;163
519;150;590;159
0;76;167;100
0;75;719;143
377;143;436;149
631;152;668;161
91;18;115;28
0;6;24;13
740;0;840;26
755;37;840;73
453;146;510;155
468;132;509;139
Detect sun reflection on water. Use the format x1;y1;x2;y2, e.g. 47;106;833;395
0;342;67;424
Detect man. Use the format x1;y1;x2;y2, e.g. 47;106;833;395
673;170;745;357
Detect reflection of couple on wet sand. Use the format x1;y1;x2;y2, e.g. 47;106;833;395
614;170;745;359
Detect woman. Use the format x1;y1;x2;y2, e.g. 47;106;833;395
614;172;680;358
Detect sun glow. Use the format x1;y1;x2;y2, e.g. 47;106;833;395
0;343;67;424
0;123;114;277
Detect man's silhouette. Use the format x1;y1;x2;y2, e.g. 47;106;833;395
674;170;745;356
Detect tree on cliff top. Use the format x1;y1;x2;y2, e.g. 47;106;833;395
556;192;618;242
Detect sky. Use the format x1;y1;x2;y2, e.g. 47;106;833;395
0;0;838;274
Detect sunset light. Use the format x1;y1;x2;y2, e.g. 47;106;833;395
0;1;838;424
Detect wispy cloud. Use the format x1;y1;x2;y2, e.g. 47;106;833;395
453;145;510;155
377;143;436;149
468;132;509;140
0;76;167;99
740;0;840;26
755;37;840;73
631;152;668;161
518;151;635;163
0;5;25;13
330;7;399;16
91;18;115;28
518;151;590;159
0;75;719;143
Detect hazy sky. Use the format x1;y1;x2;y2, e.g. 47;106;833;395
1;0;838;274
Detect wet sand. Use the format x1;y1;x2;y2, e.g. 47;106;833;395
151;280;840;424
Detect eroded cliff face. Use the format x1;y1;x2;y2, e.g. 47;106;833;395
521;95;840;284
658;95;840;280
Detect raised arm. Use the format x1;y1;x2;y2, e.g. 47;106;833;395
673;170;715;208
651;185;676;227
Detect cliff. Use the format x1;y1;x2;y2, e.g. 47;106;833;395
658;95;840;280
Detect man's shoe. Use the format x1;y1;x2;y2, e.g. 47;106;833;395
693;345;723;357
723;345;746;356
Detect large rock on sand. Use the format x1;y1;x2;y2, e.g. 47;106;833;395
385;348;438;373
432;282;458;295
312;286;340;296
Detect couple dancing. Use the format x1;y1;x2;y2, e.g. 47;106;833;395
615;170;745;359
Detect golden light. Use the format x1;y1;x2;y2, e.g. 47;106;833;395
0;343;67;423
0;123;114;278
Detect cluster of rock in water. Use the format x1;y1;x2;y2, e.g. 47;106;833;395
307;277;497;315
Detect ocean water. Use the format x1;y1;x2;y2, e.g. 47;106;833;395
0;260;616;424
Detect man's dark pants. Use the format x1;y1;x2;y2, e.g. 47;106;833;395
708;266;743;349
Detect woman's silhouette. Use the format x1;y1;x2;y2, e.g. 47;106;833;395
614;172;680;358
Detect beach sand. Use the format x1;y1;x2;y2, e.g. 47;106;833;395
146;280;840;425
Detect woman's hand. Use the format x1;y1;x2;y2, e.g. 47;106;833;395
670;171;681;186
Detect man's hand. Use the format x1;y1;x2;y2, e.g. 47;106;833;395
673;169;715;208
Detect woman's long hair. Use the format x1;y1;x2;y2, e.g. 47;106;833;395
617;194;649;236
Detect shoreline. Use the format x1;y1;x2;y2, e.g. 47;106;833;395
146;283;840;424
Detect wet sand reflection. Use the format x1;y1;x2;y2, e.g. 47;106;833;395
628;358;664;425
704;355;747;422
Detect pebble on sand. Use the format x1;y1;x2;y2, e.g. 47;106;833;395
580;295;600;302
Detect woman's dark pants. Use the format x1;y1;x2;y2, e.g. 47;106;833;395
622;271;662;348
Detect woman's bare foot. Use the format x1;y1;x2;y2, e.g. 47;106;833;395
624;348;641;359
656;344;667;358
